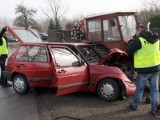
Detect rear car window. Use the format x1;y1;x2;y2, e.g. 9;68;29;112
15;45;48;62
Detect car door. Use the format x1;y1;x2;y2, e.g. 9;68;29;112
48;45;90;96
14;44;53;86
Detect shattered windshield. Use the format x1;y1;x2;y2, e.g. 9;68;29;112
12;28;42;42
103;17;121;41
78;46;101;63
118;15;136;41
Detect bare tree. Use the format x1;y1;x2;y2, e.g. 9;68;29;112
36;18;50;33
43;0;67;30
14;4;37;27
0;17;12;30
138;0;160;26
65;21;72;30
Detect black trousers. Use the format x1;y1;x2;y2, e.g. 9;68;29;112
0;55;7;84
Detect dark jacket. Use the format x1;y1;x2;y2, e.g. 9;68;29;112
126;30;160;73
0;27;7;46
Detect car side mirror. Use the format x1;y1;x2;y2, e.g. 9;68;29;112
79;59;85;66
72;59;84;66
72;61;80;66
72;58;85;66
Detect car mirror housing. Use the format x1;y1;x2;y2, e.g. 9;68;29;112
79;59;85;66
72;58;84;66
72;61;80;66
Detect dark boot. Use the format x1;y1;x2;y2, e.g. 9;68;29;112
3;79;12;87
3;83;12;87
0;79;5;86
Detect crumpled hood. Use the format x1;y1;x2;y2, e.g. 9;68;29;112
139;30;159;44
100;48;128;64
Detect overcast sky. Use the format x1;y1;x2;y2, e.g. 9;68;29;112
0;0;150;20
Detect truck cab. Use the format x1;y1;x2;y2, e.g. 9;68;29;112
73;12;138;56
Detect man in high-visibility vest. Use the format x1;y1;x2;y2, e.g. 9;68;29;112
0;27;11;87
126;24;160;117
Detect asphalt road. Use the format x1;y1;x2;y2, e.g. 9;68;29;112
0;85;159;120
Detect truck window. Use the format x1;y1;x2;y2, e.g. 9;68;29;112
88;19;102;41
51;48;80;67
103;17;121;41
118;15;136;41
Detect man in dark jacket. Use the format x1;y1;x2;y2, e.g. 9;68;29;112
0;27;11;87
126;24;160;116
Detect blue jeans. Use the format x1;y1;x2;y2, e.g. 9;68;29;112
131;72;159;113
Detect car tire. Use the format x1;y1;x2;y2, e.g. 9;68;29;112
97;78;120;101
13;74;30;94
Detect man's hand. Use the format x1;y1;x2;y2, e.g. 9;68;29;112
124;40;128;45
3;26;7;31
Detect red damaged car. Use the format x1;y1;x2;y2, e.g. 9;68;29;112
3;26;135;101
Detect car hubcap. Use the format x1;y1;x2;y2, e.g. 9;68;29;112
101;82;114;98
14;78;25;92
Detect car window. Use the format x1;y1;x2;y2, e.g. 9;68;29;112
12;29;42;42
92;44;109;56
78;46;101;63
15;45;48;62
7;31;20;56
51;47;79;67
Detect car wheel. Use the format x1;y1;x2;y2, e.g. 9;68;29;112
97;79;120;101
13;74;29;94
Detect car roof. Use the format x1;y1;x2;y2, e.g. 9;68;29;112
21;42;90;46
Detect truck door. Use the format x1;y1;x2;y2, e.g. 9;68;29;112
48;45;89;96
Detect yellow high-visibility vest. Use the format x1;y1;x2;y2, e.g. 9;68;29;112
0;37;8;55
134;37;160;68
